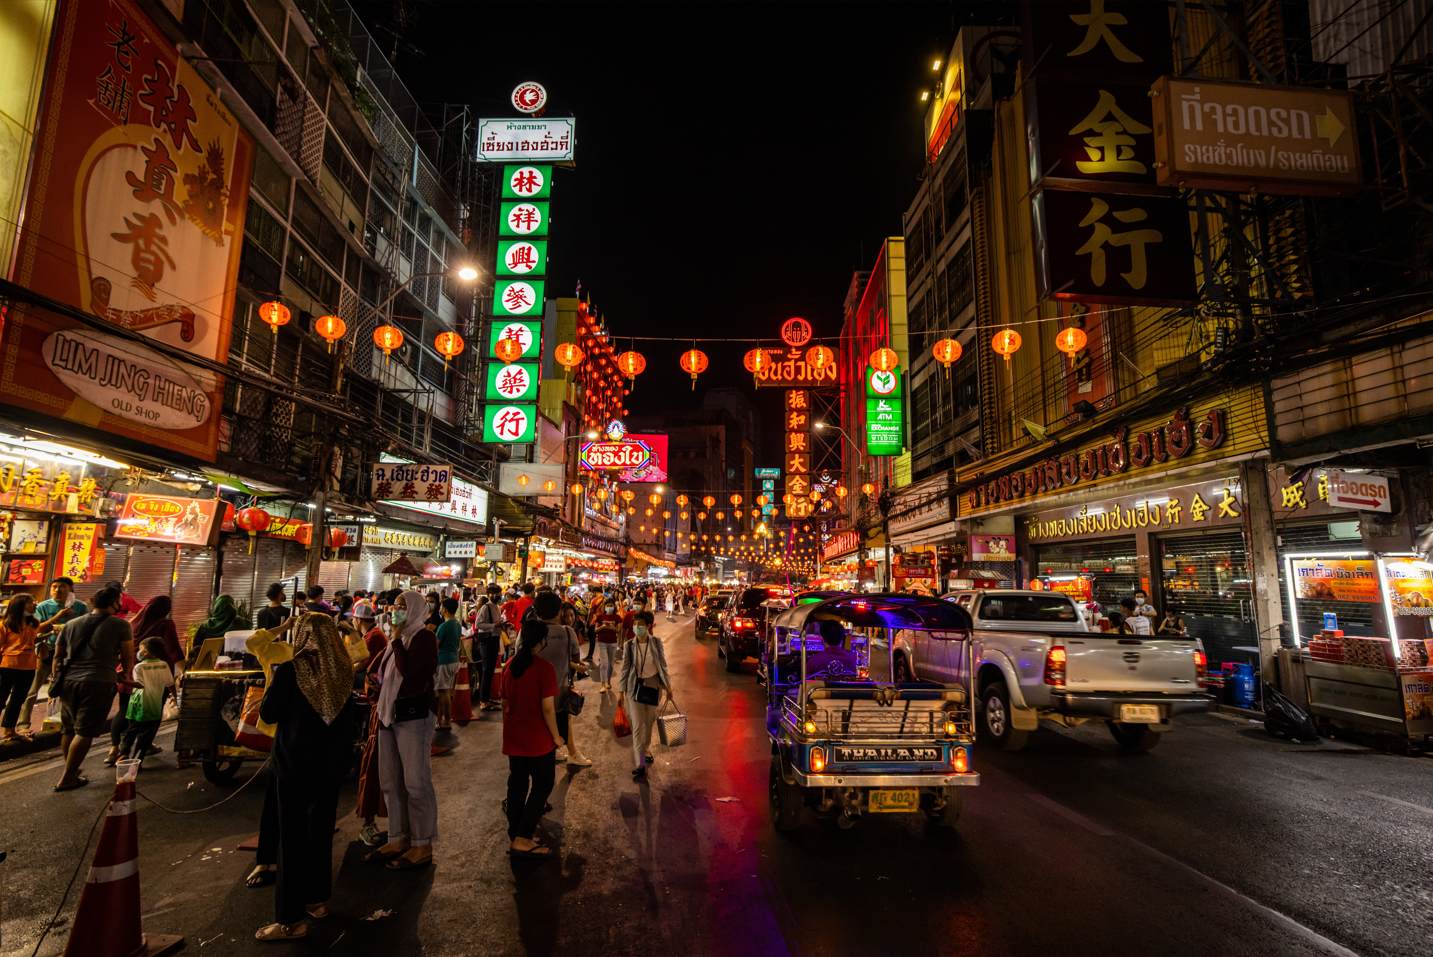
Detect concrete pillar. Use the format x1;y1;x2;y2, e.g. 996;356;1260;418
1241;459;1283;677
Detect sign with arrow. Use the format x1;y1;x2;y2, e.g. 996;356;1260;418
1327;472;1392;513
1150;76;1361;196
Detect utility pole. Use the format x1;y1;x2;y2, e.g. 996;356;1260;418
878;478;895;593
305;435;335;590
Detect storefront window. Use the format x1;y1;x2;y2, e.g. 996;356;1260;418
1161;530;1253;664
1033;539;1139;613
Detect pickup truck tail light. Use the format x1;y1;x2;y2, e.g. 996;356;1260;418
732;617;756;630
810;746;826;773
1043;646;1067;686
1194;649;1209;688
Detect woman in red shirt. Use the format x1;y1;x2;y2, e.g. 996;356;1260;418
498;619;565;858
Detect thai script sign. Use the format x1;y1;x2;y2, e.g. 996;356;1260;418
1326;471;1392;513
1025;479;1243;541
965;406;1228;513
477;118;575;162
1292;559;1380;603
445;540;477;559
1;0;254;462
1151;76;1361;195
748;347;841;387
370;463;452;503
1384;561;1433;616
114;493;220;545
580;441;653;471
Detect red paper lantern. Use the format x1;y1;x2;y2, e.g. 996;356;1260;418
678;348;708;389
932;338;961;375
434;331;465;367
555;342;584;373
992;329;1021;365
1055;327;1087;366
235;507;272;532
617;350;646;383
494;338;524;364
315;315;346;352
869;347;899;372
258;301;290;334
373;325;404;361
805;344;834;372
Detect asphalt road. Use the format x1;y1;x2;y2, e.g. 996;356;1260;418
2;613;1429;957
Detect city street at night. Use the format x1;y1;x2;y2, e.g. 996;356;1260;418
4;1;1433;955
3;614;1431;957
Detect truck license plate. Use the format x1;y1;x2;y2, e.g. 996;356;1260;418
868;789;919;812
1119;704;1161;722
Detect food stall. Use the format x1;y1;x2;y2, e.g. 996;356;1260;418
1285;550;1433;743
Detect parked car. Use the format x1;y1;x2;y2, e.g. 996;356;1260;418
888;589;1213;752
696;594;729;634
718;586;786;672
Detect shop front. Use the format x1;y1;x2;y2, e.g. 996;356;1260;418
886;471;957;594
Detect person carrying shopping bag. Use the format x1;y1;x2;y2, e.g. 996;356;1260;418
616;610;676;780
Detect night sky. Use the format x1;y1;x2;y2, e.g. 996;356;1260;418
353;1;1012;460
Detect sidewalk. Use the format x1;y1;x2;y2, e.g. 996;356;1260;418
0;698;60;762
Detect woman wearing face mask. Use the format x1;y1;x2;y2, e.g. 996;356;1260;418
591;596;623;694
617;610;676;779
621;597;646;649
366;590;439;871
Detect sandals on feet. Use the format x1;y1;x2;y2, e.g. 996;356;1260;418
255;922;307;941
53;775;89;792
305;903;328;919
362;847;405;864
507;842;552;858
386;853;432;871
246;865;276;887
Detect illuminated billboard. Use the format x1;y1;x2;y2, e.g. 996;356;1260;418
578;434;667;483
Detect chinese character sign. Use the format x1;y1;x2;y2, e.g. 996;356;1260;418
494;279;545;317
484;404;537;444
486;362;539;401
1027;80;1158;187
488;321;542;360
1034;189;1196;305
497;240;546;276
57;523;105;583
0;0;254;463
370;463;452;504
0;448;107;516
1022;0;1172;81
499;201;549;237
502;165;552;200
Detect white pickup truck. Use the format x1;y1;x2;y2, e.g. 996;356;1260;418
890;589;1213;752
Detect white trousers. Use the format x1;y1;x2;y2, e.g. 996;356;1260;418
378;715;437;846
596;642;617;684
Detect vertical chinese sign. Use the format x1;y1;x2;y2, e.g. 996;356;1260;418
1022;0;1193;308
785;389;814;520
0;0;254;463
484;163;552;445
56;522;105;583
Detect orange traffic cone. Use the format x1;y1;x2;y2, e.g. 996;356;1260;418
453;662;474;723
64;761;182;957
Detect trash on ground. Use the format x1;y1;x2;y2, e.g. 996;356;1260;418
362;909;395;921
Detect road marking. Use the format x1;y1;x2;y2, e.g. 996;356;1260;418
1028;793;1115;835
1357;789;1433;816
1027;787;1362;957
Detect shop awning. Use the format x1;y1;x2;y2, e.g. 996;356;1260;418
890;520;960;548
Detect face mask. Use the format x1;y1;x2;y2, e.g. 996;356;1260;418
605;605;614;614
391;610;407;626
634;604;644;611
634;625;648;637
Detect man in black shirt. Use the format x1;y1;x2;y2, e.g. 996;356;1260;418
255;582;289;631
54;587;134;791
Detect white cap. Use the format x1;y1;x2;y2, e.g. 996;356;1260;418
352;601;376;619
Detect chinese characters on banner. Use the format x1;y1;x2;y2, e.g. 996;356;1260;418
113;493;220;545
0;0;254;463
483;163;552;446
1021;0;1193;308
369;462;453;503
0;448;108;516
56;523;105;583
785;390;814;519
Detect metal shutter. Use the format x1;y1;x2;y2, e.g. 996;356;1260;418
173;546;217;633
74;541;131;601
253;538;289;607
281;543;308;603
218;536;258;612
318;560;351;592
125;545;176;609
1032;538;1140;608
1159;530;1256;666
353;546;391;593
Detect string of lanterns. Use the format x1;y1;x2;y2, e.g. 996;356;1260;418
260;300;467;366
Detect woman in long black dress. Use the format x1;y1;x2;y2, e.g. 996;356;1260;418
254;613;356;942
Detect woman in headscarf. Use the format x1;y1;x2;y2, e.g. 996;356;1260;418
187;594;251;666
364;590;439;872
105;595;182;764
253;613;357;942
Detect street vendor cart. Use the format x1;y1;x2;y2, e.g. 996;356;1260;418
1285;550;1433;744
174;668;269;784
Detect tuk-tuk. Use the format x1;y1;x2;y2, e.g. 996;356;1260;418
760;593;978;831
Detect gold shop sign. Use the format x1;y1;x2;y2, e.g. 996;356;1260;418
1026;479;1244;542
962;402;1253;516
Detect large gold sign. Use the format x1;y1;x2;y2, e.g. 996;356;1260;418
1151;76;1361;196
1026;479;1243;542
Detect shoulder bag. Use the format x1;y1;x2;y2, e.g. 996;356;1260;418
49;619;97;701
633;641;662;706
561;625;585;714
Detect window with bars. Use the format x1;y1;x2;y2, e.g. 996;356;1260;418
1034;538;1141;609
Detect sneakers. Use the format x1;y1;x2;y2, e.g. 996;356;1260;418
359;823;383;846
554;749;568;762
566;752;593;767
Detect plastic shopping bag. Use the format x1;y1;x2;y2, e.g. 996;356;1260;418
233;686;273;752
613;703;633;739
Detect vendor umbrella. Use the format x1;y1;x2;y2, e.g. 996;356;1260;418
383;553;421;577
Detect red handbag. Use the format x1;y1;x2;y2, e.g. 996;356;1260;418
612;703;633;739
233;687;272;752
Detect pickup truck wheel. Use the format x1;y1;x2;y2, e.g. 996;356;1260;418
925;787;962;828
1108;721;1162;752
893;654;913;684
981;683;1029;752
769;757;803;832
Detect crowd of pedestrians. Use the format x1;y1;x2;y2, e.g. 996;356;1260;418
0;571;708;939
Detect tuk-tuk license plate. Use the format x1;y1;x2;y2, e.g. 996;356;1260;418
869;789;919;812
1119;704;1161;722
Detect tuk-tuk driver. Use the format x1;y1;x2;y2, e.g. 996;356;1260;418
803;619;860;679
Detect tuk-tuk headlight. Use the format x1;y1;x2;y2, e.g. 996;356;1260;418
944;718;958;736
803;719;817;735
810;746;826;773
953;747;969;773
